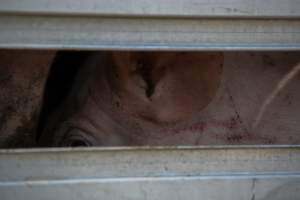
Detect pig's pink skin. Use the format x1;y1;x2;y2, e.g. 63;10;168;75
39;52;223;146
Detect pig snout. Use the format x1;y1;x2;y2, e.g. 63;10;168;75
38;52;223;147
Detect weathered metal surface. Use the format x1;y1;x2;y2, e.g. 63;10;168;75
0;146;299;199
1;176;300;200
1;0;299;18
0;0;299;50
0;16;299;50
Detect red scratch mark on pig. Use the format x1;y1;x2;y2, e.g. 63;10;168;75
190;122;207;132
170;122;207;135
169;116;256;144
169;118;240;135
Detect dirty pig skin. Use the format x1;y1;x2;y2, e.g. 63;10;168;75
39;52;223;146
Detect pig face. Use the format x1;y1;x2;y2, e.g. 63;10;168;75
38;52;223;147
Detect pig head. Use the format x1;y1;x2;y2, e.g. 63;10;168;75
38;52;223;146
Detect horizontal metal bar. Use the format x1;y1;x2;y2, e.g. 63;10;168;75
0;15;299;50
0;0;300;18
1;176;300;200
1;145;300;154
1;146;299;182
1;146;300;200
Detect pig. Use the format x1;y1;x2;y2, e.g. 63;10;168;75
38;52;223;147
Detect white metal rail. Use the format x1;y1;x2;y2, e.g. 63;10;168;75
0;146;300;200
0;0;299;50
1;0;300;18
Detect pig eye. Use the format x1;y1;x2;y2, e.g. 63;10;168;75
60;128;94;147
67;135;91;147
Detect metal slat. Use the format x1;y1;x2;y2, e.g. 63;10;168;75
0;0;300;18
0;0;299;50
1;146;300;181
0;16;299;50
1;176;300;200
0;146;300;199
